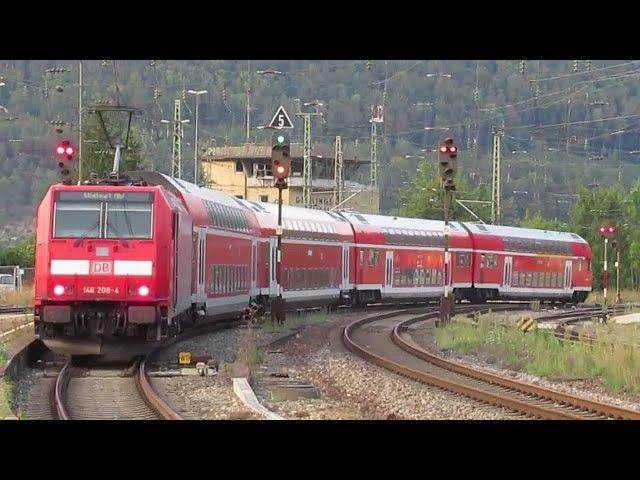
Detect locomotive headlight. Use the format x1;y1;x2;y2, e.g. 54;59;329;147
53;285;65;296
138;285;150;297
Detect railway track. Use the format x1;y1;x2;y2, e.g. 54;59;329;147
343;305;640;420
0;305;33;315
53;358;182;420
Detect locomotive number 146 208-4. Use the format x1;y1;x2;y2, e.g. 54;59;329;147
83;286;120;295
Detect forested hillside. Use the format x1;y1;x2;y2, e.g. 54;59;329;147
1;60;639;239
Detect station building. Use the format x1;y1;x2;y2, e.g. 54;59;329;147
200;144;380;214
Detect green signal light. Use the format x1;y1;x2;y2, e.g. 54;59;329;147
277;135;285;143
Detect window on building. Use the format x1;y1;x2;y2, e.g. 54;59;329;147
235;160;243;173
260;195;269;203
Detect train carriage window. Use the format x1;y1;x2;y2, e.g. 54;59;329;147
551;272;557;287
368;249;379;267
234;266;239;290
480;254;486;269
559;273;564;287
456;252;470;267
512;272;518;286
425;269;432;285
533;272;539;287
359;249;364;266
436;269;442;285
577;260;583;272
525;272;532;287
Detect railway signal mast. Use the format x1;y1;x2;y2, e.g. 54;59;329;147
438;137;458;325
597;224;617;307
271;130;291;323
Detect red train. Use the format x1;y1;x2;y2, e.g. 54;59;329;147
33;171;592;355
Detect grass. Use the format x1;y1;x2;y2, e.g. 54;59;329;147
588;289;640;304
0;379;14;418
0;285;33;307
435;312;640;394
263;309;329;334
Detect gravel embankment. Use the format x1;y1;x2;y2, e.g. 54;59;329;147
253;316;526;420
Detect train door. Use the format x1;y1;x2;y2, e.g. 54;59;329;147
341;243;350;290
195;227;206;305
172;212;179;310
502;256;512;293
384;250;394;293
251;240;257;294
269;237;278;296
564;260;572;291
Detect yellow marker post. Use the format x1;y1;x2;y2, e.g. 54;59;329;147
179;352;192;365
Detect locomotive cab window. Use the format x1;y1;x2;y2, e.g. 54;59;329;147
105;201;152;239
54;200;102;238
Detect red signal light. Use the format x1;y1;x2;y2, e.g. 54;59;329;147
449;146;457;153
55;140;75;158
439;146;448;153
608;227;615;233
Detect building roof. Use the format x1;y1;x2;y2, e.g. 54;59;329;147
202;143;370;163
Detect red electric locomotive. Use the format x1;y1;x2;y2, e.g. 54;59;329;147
34;171;261;356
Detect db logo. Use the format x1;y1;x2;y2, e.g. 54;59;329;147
91;261;112;274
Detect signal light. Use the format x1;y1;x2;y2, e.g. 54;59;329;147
272;131;290;182
598;224;617;239
55;140;75;183
138;285;150;297
438;137;458;191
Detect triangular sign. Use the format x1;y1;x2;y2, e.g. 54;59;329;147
268;106;294;129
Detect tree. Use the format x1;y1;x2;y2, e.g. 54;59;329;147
519;209;568;231
392;159;491;222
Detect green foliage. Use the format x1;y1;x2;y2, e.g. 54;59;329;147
519;209;568;231
436;314;640;393
0;236;34;266
392;158;491;221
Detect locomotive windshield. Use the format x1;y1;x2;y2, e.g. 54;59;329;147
53;191;153;239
